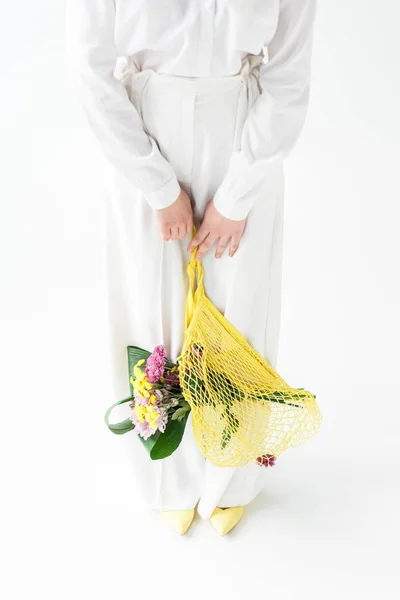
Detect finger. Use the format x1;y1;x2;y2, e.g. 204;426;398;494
170;226;179;241
187;224;209;252
177;224;187;240
161;226;171;242
229;234;241;257
215;236;230;259
196;234;217;260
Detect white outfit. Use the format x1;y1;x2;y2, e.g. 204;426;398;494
67;0;316;519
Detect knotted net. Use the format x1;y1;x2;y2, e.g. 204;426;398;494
177;250;322;468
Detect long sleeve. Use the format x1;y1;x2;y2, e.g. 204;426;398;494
66;0;181;209
213;0;317;221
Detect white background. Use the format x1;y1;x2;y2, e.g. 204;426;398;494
1;1;399;598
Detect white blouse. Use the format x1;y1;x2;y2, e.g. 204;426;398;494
67;0;317;220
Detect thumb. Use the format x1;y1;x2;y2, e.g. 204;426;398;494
187;223;208;253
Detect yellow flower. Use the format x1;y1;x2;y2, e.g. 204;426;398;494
133;401;161;428
150;395;157;405
133;359;146;379
132;368;153;399
134;404;146;423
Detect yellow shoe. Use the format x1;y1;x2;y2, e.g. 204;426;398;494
160;508;195;535
209;506;244;536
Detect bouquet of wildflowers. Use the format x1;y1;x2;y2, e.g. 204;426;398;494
104;345;191;460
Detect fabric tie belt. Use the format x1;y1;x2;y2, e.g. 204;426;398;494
118;51;264;106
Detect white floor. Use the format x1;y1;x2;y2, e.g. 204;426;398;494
90;451;400;600
3;288;399;599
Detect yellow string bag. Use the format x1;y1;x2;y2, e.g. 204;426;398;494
177;246;322;468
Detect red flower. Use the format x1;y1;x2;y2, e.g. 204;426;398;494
256;454;276;468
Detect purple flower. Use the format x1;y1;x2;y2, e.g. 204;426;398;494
256;454;276;468
163;370;180;387
145;345;167;383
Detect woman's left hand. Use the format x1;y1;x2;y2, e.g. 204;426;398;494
187;200;246;260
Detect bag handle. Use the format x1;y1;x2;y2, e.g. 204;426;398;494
185;228;205;329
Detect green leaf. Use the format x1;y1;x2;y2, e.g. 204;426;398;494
138;429;162;454
108;419;135;435
127;345;151;367
104;396;135;436
149;413;190;460
171;402;191;422
220;408;240;450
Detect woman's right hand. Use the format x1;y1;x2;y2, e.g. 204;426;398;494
154;188;193;241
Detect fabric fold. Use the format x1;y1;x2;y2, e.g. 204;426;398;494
66;0;180;210
213;0;317;220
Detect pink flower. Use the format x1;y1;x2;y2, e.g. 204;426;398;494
155;406;168;433
133;394;148;406
256;454;276;468
134;389;163;406
132;419;156;440
130;399;168;440
145;345;167;383
193;344;203;358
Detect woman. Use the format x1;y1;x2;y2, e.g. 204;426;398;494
67;0;317;535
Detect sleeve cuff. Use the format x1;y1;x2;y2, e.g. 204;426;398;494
213;189;254;221
213;151;282;220
144;175;181;210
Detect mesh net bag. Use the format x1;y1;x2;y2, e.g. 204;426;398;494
177;249;322;468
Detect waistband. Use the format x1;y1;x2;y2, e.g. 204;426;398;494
118;52;264;108
117;53;264;191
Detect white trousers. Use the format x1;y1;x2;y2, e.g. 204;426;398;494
104;65;284;519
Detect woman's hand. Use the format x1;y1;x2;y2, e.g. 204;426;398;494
154;188;193;241
187;200;246;260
